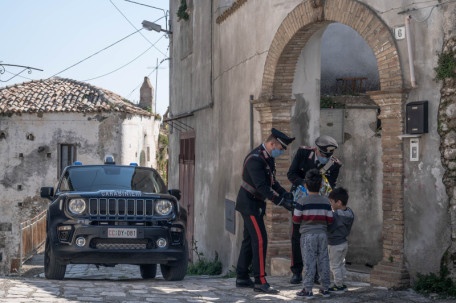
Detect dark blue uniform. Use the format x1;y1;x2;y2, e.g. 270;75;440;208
236;144;286;284
287;146;341;276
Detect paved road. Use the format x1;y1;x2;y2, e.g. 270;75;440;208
0;255;454;303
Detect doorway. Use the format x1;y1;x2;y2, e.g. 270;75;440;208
179;130;195;261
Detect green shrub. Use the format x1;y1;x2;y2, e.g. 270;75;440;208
320;96;345;109
222;265;237;278
186;240;222;276
434;50;456;81
413;265;456;298
177;0;189;21
187;256;222;276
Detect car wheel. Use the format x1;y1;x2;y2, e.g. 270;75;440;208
44;237;66;280
160;240;188;281
140;264;157;279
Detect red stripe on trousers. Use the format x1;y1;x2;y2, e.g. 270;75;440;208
250;215;266;284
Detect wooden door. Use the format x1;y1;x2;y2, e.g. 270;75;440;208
179;131;195;261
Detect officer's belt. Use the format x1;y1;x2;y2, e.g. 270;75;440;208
241;180;262;200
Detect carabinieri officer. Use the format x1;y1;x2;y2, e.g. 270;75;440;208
235;128;295;294
287;135;342;285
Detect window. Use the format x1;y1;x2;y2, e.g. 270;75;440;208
59;144;76;178
57;166;167;194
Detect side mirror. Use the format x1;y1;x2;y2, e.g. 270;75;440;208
40;187;54;199
168;189;181;201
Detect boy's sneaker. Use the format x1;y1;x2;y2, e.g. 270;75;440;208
319;289;330;298
328;284;346;294
296;289;314;300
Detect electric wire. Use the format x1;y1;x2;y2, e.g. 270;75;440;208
376;0;456;14
124;0;169;32
49;28;144;78
82;34;164;81
124;0;166;14
411;5;438;22
110;0;167;57
376;0;436;14
126;56;169;99
3;70;33;81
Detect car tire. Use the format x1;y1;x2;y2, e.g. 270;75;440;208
140;264;157;279
44;237;66;280
160;240;188;281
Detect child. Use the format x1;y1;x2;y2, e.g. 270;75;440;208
292;169;334;299
327;187;355;293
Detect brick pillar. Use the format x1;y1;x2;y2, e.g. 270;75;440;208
253;97;294;274
368;91;410;288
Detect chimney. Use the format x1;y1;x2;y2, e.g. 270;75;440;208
139;76;154;112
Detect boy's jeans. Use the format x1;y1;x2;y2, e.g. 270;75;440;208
301;233;331;291
328;242;348;287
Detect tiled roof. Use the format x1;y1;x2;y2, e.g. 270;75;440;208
0;77;151;116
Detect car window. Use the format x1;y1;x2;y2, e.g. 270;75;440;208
131;170;165;193
58;166;166;193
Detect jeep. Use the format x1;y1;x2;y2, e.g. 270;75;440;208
40;156;188;281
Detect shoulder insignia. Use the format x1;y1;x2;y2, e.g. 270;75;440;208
300;146;314;150
331;156;342;165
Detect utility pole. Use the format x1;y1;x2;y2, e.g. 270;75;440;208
155;58;158;113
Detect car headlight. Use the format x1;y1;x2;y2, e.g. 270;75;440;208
155;200;173;216
68;198;86;214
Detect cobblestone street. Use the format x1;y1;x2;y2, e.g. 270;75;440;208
0;253;455;303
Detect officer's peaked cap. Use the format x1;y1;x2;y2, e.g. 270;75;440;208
315;135;338;155
271;128;295;150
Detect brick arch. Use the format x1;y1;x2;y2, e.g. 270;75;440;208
255;0;409;288
260;0;402;98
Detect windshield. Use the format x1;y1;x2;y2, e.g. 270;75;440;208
58;165;167;193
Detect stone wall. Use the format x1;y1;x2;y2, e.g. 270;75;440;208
438;37;456;280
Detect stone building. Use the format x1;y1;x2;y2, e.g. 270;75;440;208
167;0;456;288
0;77;160;274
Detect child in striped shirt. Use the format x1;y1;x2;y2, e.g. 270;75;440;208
292;168;334;299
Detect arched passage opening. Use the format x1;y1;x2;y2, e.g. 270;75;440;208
254;0;409;288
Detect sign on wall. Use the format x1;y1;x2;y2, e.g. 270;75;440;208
394;26;406;40
225;199;236;234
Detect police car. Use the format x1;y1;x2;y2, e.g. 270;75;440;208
40;156;188;281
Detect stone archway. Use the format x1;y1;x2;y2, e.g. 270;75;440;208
253;0;409;288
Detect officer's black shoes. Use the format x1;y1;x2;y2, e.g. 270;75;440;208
253;283;280;294
289;273;302;284
235;277;254;288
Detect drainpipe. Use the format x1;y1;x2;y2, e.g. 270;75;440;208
405;15;417;88
249;95;254;150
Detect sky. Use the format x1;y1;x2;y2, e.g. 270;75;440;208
0;0;171;117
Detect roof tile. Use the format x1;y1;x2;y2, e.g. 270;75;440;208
0;77;151;116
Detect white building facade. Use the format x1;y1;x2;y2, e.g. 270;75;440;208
167;0;456;287
0;77;160;274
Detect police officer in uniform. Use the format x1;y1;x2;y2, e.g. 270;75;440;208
235;128;295;294
287;135;342;284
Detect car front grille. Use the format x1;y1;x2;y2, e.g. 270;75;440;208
91;238;151;250
88;198;155;218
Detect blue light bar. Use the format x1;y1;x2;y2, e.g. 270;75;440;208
104;155;115;164
73;161;83;166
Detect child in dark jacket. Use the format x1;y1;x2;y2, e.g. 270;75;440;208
327;187;355;293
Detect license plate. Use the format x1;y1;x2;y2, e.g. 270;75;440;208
107;228;137;238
